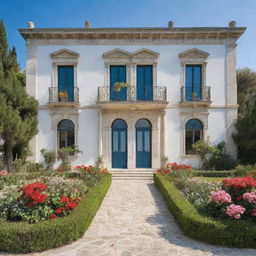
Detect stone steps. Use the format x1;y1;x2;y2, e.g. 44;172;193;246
109;169;156;180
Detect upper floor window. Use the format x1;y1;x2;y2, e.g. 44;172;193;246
58;66;74;102
185;119;203;154
185;65;202;101
57;119;75;149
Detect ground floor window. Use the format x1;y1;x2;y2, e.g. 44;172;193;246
57;119;75;149
185;119;203;154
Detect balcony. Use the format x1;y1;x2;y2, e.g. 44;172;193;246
180;86;212;107
49;87;79;107
97;86;168;110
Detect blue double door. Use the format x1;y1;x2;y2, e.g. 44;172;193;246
112;119;152;169
110;65;153;101
58;66;74;101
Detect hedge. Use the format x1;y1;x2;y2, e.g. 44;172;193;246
192;170;234;177
0;174;111;253
154;173;256;248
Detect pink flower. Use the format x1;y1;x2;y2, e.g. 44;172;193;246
0;170;8;176
226;204;246;219
243;192;256;203
210;190;232;203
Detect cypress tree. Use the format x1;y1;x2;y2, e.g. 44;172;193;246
0;20;38;172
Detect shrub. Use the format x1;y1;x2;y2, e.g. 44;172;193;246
234;165;256;177
40;148;56;170
192;170;234;177
154;174;256;248
205;142;237;170
0;174;111;253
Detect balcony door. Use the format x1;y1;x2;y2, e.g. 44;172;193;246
136;65;153;100
110;65;127;101
136;119;152;168
185;65;202;101
58;66;74;101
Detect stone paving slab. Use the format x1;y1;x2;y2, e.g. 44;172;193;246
1;180;256;256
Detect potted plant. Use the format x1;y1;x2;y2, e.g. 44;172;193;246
58;91;69;102
192;92;198;101
113;82;129;92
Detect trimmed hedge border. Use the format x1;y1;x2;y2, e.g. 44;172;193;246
0;174;111;253
154;173;256;248
192;170;234;177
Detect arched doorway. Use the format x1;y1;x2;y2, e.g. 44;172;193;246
112;119;127;168
136;118;152;168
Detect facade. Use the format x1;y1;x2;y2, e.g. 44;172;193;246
19;21;246;169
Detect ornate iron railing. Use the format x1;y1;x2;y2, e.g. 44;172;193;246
49;87;79;104
181;86;211;102
97;86;167;102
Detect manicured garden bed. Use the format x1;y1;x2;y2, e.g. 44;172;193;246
154;173;256;248
0;173;111;253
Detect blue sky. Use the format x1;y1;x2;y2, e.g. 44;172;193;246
0;0;255;70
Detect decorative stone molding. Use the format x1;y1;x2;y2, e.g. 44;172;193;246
102;48;159;88
179;48;209;60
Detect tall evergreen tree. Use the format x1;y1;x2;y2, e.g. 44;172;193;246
0;20;38;172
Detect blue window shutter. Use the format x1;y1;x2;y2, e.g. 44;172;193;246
110;65;127;101
136;65;153;100
58;66;74;101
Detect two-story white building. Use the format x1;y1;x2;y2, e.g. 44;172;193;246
19;21;246;169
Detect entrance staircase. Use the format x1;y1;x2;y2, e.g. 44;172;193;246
109;169;156;181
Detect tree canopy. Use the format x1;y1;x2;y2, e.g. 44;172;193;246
0;20;38;172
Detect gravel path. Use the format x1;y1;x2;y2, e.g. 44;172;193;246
2;180;256;256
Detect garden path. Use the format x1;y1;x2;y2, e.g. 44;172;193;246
2;180;256;256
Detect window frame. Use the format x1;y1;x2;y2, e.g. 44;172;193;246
57;119;75;150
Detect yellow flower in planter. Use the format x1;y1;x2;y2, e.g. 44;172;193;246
113;82;129;92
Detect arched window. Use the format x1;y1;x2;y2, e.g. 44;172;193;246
57;119;75;149
185;119;203;154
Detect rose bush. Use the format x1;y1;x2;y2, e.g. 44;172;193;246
206;176;256;220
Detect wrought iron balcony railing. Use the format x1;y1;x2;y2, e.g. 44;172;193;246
49;87;79;104
97;86;167;102
181;86;211;103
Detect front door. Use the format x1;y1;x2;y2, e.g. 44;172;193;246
58;66;74;101
136;119;152;168
110;65;127;101
112;119;127;168
136;65;153;100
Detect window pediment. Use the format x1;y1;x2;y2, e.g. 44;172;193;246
132;49;159;58
179;48;209;59
50;49;80;59
103;48;132;58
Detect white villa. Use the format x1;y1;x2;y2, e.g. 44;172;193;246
19;21;246;169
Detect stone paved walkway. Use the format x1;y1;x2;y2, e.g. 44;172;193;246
2;180;256;256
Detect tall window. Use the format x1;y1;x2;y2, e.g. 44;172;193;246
185;119;203;154
58;66;74;102
185;65;202;101
57;119;75;149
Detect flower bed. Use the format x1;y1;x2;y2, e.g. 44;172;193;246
154;173;256;248
0;174;111;253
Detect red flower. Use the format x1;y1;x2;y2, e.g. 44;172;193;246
55;207;66;215
67;202;77;209
165;170;170;174
77;197;81;202
50;214;57;219
60;196;69;203
236;196;243;201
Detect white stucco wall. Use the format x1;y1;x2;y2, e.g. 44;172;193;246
33;43;231;168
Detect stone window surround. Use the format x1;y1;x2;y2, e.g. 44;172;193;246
179;110;209;157
103;48;159;89
179;48;209;95
50;111;79;154
50;49;79;91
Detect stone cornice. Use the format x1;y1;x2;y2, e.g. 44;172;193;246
19;26;246;42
